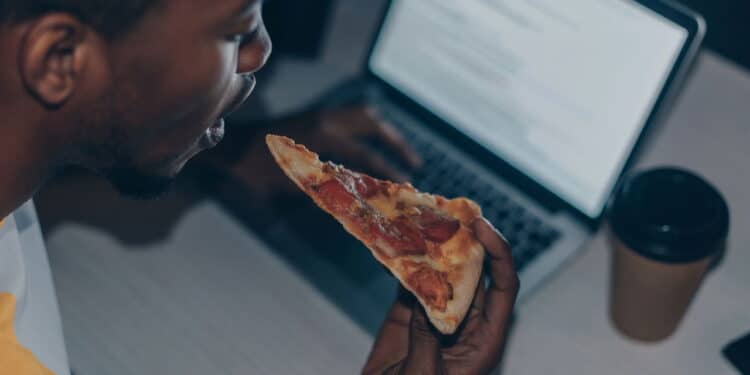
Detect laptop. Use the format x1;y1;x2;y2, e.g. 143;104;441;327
361;0;705;301
220;0;705;333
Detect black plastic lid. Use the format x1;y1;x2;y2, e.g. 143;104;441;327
608;167;729;263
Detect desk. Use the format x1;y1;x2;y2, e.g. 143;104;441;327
503;52;750;375
43;0;750;372
46;50;749;375
47;202;373;375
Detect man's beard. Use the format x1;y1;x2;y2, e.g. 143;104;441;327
80;87;183;200
101;165;176;200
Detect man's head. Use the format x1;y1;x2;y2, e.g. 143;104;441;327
0;0;271;198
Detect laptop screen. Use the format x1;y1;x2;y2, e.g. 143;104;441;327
369;0;688;218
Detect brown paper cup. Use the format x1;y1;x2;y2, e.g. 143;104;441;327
609;234;714;341
607;168;728;342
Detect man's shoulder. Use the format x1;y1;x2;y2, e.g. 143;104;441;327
0;200;70;375
0;211;26;302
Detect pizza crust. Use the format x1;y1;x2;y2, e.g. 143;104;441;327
415;200;484;333
392;230;484;334
266;134;485;334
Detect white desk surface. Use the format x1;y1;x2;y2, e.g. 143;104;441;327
503;52;750;375
47;201;374;375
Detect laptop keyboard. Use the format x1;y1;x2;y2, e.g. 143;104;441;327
395;124;561;271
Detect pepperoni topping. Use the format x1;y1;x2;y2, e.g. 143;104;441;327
315;166;457;257
315;179;356;215
411;207;460;243
353;174;381;198
378;217;427;255
327;166;383;199
423;220;460;243
405;263;453;312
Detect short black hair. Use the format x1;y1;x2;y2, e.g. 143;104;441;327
0;0;158;39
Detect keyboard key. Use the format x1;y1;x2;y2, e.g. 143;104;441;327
528;231;543;244
505;233;520;248
518;252;537;269
494;211;511;225
533;228;560;248
527;216;542;229
526;241;544;255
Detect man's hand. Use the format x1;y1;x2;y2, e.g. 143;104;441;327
363;218;519;375
223;104;422;198
314;105;423;180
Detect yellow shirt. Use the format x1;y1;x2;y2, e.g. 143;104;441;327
0;217;54;374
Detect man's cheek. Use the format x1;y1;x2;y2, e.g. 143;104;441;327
172;50;235;115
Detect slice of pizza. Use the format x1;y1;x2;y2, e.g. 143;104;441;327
266;134;485;334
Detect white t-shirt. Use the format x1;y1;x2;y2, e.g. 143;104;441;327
0;200;69;374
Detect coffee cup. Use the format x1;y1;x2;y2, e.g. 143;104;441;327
607;167;729;342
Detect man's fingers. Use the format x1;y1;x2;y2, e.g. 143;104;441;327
364;111;423;169
323;105;378;136
470;272;487;314
472;218;519;332
473;218;517;290
362;287;414;375
331;140;409;181
402;305;443;374
320;105;422;175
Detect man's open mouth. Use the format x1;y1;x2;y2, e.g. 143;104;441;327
222;74;257;119
199;74;256;149
199;118;225;149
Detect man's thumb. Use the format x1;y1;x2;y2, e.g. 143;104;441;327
402;306;442;373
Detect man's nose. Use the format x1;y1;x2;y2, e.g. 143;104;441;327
237;23;272;74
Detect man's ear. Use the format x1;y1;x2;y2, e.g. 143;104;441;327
19;14;102;108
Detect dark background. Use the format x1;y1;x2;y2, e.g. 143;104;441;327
678;0;750;69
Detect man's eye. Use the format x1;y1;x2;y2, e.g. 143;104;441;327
225;34;244;43
225;26;260;45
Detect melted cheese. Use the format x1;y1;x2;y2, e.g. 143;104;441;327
267;135;326;187
365;195;399;219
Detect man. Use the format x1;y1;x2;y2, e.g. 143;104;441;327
0;1;518;374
